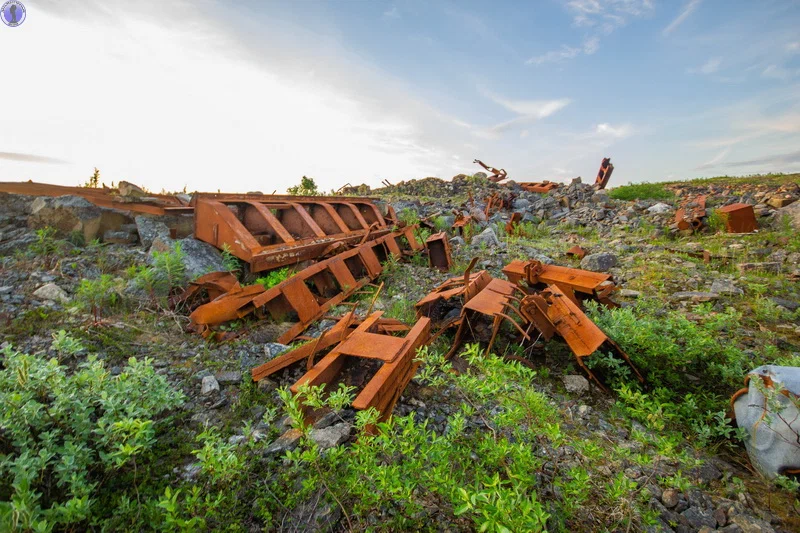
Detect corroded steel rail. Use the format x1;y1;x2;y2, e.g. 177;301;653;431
193;194;398;272
502;259;618;306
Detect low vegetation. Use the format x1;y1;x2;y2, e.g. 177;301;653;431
608;182;675;201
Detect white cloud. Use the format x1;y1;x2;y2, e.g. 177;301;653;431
663;0;702;36
788;42;800;53
0;1;478;190
594;123;633;139
695;147;730;170
583;36;600;54
761;64;798;80
526;36;600;65
688;57;721;75
520;130;530;139
565;0;654;32
490;96;572;119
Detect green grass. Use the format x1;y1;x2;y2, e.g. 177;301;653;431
608;182;675;201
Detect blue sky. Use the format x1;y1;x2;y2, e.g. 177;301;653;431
1;1;799;192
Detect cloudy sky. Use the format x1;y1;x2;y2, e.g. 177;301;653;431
1;0;799;193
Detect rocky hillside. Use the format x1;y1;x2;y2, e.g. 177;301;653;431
1;173;799;532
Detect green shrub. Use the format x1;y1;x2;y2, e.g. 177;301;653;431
287;176;320;196
75;274;124;320
133;243;187;302
398;207;420;226
220;244;240;272
0;338;184;532
254;267;290;289
608;182;675;201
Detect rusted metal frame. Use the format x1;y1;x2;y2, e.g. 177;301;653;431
190;228;420;343
414;270;492;318
0;181;188;215
505;212;522;235
565;245;587;260
194;199;261;261
518;181;559;194
191;192;378;204
502;259;616;304
675;195;707;231
290;312;432;425
473;159;507;182
245;201;296;243
540;285;643;390
312;202;352;234
171;271;240;308
594;157;614;189
425;231;452;271
289;202;327;238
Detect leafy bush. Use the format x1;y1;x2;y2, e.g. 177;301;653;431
133;243;187;302
287;176;320;196
254;267;290;289
398;207;420;226
75;274;124;320
220;244;240;272
608;182;675;201
0;338;184;532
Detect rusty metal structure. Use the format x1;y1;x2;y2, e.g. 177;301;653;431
565;245;587;260
0;180;192;215
505;212;523;235
452;213;473;236
473;159;507;183
518;181;560;194
192;193;398;272
290;311;432;427
717;203;757;233
186;227;423;343
425;232;452;271
502;259;618;307
674;195;707;231
594;157;614;189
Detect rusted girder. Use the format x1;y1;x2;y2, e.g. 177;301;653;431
517;285;643;391
426;231;452;271
415;258;490;320
473;159;507;182
565;245;587;260
251;311;410;382
505;212;523;235
193;194;398;273
518;181;560;194
290;311;432;428
452;213;473;236
502;259;618;307
594;157;614;189
0;180;192;215
717;203;757;233
187;226;423;343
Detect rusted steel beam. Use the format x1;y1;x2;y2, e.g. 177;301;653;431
518;285;643;391
425;231;452;271
518;181;560;194
415;264;491;320
193;195;397;272
0;180;191;215
505;212;522;235
452;213;473;236
502;259;618;306
717;203;757;233
251;313;410;381
290;311;432;426
473;159;507;182
594;157;614;189
188;228;423;343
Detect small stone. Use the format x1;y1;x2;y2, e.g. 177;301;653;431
619;289;641;298
681;507;717;529
32;283;70;303
580;252;618;272
471;227;500;248
714;507;728;527
662;488;680;508
264;343;290;359
647;203;673;214
257;378;278;392
710;279;744;296
312;411;340;430
672;291;719;302
737;262;780;274
449;235;466;247
729;514;775;533
228;434;246;446
201;375;220;395
309;423;351;450
563;375;590;395
577;405;591;417
264;428;303;455
215;370;242;385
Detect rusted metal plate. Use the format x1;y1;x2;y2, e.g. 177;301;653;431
594;157;614;189
415;269;492;319
0;180;191;215
505;212;522;235
502;259;617;305
518;181;560;194
717;203;757;233
675;195;707;231
425;231;451;271
565;245;587;260
290;311;432;426
189;228;422;343
171;271;240;308
193;194;396;272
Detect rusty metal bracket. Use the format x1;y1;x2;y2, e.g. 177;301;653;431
518;181;560;194
717;203;757;233
674;195;707;231
425;231;452;271
594;157;614;189
473;159;507;183
502;259;618;307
